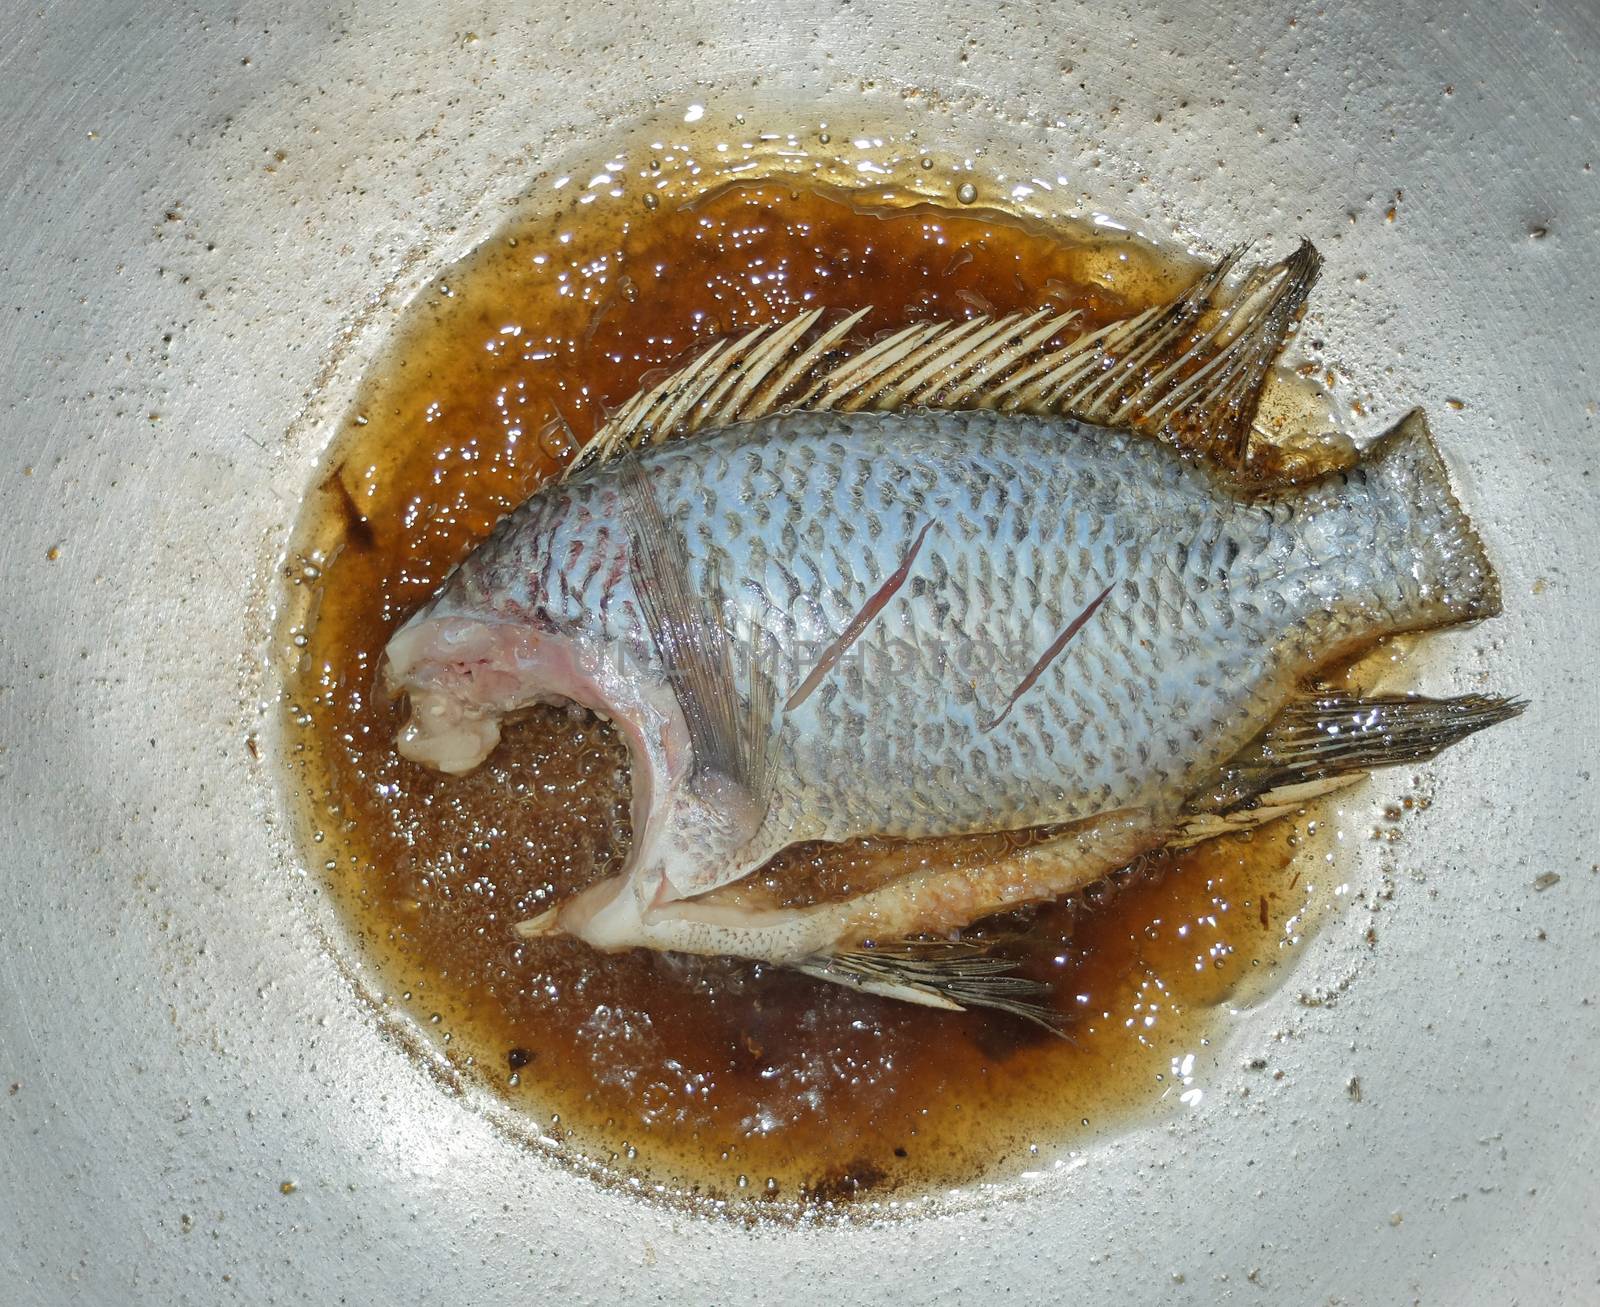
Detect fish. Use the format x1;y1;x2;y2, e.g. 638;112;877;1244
382;242;1521;1022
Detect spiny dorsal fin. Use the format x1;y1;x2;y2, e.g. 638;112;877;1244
563;242;1322;478
617;455;778;803
573;308;867;475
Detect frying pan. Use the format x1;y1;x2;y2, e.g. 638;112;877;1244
2;1;1596;1302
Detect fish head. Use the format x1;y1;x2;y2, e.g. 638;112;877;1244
377;478;650;761
382;605;765;912
381;459;778;918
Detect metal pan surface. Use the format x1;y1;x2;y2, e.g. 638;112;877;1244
1;2;1595;1302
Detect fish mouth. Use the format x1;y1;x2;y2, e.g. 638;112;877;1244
382;610;686;886
381;617;541;773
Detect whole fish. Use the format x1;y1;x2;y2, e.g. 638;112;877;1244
382;244;1519;1016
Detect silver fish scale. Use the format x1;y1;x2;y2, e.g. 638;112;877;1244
437;408;1419;846
694;413;1279;841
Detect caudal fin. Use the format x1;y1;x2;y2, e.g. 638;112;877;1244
1363;410;1502;626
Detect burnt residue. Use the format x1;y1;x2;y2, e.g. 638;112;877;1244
806;1159;890;1205
321;465;375;553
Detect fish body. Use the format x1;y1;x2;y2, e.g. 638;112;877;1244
385;406;1498;960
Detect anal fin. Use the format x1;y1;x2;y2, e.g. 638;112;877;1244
1185;690;1526;820
765;691;1523;1023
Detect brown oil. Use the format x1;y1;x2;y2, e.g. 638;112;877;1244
277;161;1353;1210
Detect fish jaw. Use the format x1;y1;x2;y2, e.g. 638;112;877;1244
545;868;843;963
384;617;537;773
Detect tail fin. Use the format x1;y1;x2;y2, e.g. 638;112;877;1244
1362;410;1502;625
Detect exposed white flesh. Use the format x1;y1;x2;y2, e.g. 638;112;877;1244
516;808;1165;964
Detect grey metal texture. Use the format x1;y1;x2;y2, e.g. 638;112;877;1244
0;2;1594;1304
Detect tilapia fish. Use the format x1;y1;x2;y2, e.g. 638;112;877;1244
383;242;1520;1018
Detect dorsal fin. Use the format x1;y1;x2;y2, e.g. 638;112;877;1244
563;241;1323;479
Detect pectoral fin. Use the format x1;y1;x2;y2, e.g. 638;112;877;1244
617;455;779;845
